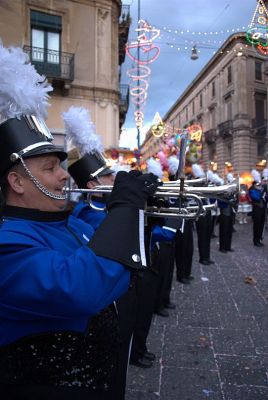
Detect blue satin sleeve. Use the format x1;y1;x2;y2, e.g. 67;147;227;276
72;201;106;230
0;232;130;321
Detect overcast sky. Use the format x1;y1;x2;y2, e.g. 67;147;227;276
119;0;258;149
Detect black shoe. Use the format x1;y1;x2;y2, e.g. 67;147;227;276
211;234;218;238
199;260;210;265
254;242;264;247
165;302;176;310
155;308;169;317
227;248;235;252
177;277;191;284
130;356;153;368
219;249;227;253
143;351;156;361
208;259;215;264
185;275;194;280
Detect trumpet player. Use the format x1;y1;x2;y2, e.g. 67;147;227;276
192;164;215;266
0;47;161;400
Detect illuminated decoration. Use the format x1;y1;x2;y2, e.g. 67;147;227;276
246;0;268;57
240;171;253;187
126;20;161;65
126;20;161;128
188;124;203;142
161;25;247;36
151;112;165;137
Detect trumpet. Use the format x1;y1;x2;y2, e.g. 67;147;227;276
64;179;239;220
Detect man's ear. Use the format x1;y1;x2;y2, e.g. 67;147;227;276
7;171;25;194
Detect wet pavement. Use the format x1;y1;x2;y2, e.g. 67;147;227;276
126;221;268;400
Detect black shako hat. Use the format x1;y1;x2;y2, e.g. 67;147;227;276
0;115;67;178
68;151;113;188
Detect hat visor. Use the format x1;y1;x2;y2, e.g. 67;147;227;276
23;145;67;162
98;166;113;177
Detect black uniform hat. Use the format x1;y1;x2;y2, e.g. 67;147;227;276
68;152;112;188
62;106;112;188
0;116;67;178
0;43;67;178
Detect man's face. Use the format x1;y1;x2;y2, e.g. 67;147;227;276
7;154;69;212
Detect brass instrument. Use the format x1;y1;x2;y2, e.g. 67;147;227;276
64;179;239;220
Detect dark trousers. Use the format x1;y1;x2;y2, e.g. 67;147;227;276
219;214;233;250
130;270;158;360
1;384;111;400
175;220;193;279
195;211;212;261
154;241;175;311
110;282;138;400
252;205;266;243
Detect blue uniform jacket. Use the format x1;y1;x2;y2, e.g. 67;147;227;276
0;205;130;346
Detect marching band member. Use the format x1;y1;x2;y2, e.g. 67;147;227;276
63;106;140;400
248;169;267;247
0;44;160;400
192;164;215;265
218;173;235;253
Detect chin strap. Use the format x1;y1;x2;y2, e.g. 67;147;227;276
19;156;67;200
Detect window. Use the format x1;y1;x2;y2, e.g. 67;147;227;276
227;101;232;120
257;138;266;157
200;93;203;107
186;107;188;121
227;65;232;85
255;61;262;81
192;101;195;115
212;81;215;98
31;10;62;67
210;108;216;128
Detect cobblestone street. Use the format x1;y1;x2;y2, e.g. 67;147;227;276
126;221;268;400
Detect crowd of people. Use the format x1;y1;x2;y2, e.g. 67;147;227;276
0;43;268;400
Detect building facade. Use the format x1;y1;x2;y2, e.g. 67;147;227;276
0;0;130;151
142;32;268;177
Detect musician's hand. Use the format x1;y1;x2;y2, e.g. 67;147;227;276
107;171;161;211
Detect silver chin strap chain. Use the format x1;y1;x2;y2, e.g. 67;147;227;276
19;157;67;201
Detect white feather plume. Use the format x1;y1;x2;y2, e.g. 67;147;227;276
147;157;163;178
251;169;261;183
0;42;52;120
192;163;205;178
62;106;103;156
168;156;179;176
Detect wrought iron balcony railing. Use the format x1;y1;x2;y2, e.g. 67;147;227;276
23;46;74;82
119;5;131;25
218;120;233;138
119;84;129;112
204;129;217;144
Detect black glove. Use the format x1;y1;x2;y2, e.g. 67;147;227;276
106;171;162;211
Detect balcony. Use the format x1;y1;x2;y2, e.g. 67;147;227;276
119;5;131;65
252;119;267;136
204;129;217;144
119;84;130;127
23;46;74;84
218;120;233;138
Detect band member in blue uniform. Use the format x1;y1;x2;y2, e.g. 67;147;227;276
0;46;160;400
248;169;267;247
63;106;137;400
192;164;214;265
